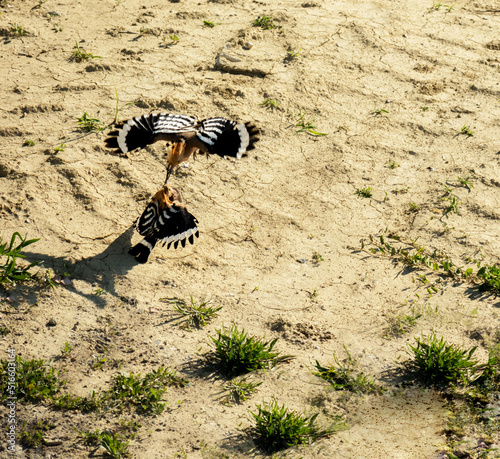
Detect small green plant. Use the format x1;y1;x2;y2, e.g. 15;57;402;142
168;34;179;43
81;430;129;459
54;143;66;153
386;160;399;169
355;187;373;198
460;125;474;137
0;232;40;285
53;391;104;412
107;367;187;415
408;202;420;212
248;400;347;453
203;20;215;28
61;341;72;358
93;288;106;296
444;194;460;214
53;24;63;33
372;108;388;116
160;296;222;329
442;185;460;215
222;376;262;405
77;112;104;132
472;343;500;392
363;231;476;285
313;346;385;394
209;325;293;378
312;251;324;263
286;47;302;60
429;1;455;11
55;367;187;415
252;16;279;30
0;356;65;402
457;175;474;191
19;420;53;448
9;23;26;37
405;334;477;387
295;110;327;136
477;265;500;292
260;98;279;109
92;355;107;370
384;309;422;338
70;41;101;63
421;106;429;111
23;139;35;146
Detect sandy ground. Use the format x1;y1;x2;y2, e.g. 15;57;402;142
1;0;500;457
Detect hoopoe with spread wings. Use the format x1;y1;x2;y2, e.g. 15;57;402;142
105;113;260;263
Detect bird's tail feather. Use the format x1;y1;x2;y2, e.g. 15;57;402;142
128;238;156;264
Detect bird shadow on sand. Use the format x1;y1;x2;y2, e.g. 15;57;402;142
23;225;140;309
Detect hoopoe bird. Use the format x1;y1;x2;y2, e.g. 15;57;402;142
105;113;260;263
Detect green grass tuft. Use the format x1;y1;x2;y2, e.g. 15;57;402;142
0;232;40;286
221;376;262;405
160;296;221;329
248;399;347;453
209;324;293;378
313;346;385;394
405;334;477;387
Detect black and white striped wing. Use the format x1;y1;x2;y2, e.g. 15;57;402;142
129;200;199;263
195;117;260;159
105;113;198;154
136;199;199;249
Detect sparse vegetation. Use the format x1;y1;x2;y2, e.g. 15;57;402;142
209;324;293;378
55;367;187;415
457;175;475;191
260;98;279;109
429;1;455;12
23;139;35;146
477;264;500;292
460;125;474;137
203;20;215;28
286;47;302;60
221;376;262;405
252;16;280;30
60;341;72;358
70;41;101;62
386;160;399;169
9;23;26;37
442;184;461;215
372;108;388;116
81;429;130;458
248;400;347;453
0;233;40;286
54;143;66;152
384;309;422;338
313;346;385;394
362;232;473;282
295;110;327;136
160;296;222;329
355;187;373;198
0;356;66;402
77;112;104;132
19;420;53;448
312;251;324;263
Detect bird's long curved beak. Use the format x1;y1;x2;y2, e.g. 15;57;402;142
164;165;174;185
